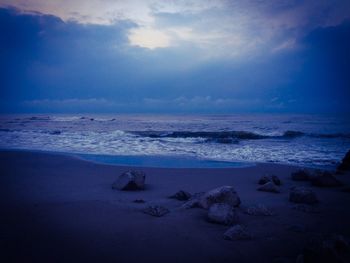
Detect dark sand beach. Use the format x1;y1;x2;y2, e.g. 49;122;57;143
1;150;350;263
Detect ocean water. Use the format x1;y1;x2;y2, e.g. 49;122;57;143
0;114;349;168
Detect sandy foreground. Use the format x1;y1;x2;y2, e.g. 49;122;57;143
0;150;350;263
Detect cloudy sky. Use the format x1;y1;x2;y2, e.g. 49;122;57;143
0;0;349;113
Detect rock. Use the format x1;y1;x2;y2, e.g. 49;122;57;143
272;175;282;186
143;205;169;217
181;192;204;209
291;169;312;181
223;225;252;240
258;175;271;185
112;170;145;190
292;204;320;214
311;171;342;187
207;203;239;225
258;175;282;186
133;199;145;203
300;234;350;263
243;204;274;216
257;182;280;193
169;190;192;201
199;186;241;209
289;187;318;204
338;150;350;171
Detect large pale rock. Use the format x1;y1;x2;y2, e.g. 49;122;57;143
112;170;145;190
223;225;252;240
207;203;239;225
289;187;318;204
257;182;280;193
199;186;241;209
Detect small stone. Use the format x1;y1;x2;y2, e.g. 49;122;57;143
257;182;280;193
289;187;318;204
207;203;239;225
258;175;271;185
199;186;241;209
223;225;252;241
143;205;169;217
112;170;146;190
169;190;192;201
272;175;282;186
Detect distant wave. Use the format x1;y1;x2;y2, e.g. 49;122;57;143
130;130;350;143
0;128;349;143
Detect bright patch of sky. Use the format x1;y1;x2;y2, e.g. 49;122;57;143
2;0;349;57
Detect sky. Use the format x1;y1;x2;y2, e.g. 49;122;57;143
0;0;349;114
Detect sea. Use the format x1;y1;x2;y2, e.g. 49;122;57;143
0;114;349;168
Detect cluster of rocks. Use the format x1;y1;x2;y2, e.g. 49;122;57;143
109;151;350;247
111;173;251;240
180;185;253;240
257;174;281;193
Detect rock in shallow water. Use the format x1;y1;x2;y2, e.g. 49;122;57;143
199;186;241;209
289;187;318;204
257;182;280;193
143;205;169;217
207;203;239;225
223;225;252;240
112;170;145;190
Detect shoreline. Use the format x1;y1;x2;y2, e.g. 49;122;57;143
0;147;338;170
1;150;349;262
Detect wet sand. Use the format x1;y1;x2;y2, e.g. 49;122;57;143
1;150;350;263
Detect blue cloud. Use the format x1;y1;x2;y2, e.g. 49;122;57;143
0;7;349;114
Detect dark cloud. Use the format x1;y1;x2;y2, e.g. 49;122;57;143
0;7;349;114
